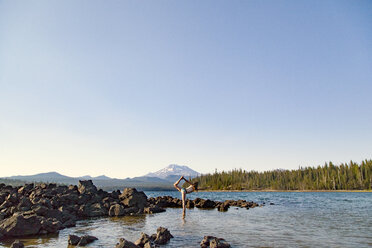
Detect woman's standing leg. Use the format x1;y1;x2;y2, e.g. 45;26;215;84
182;190;186;218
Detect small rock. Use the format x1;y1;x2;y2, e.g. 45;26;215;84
10;240;24;248
143;206;165;214
68;234;80;245
135;232;151;247
77;235;98;246
200;236;230;248
68;234;98;246
116;238;139;248
218;203;229;212
154;227;173;245
109;204;125;217
210;238;230;248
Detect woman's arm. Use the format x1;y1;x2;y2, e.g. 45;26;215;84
183;177;192;185
173;176;184;191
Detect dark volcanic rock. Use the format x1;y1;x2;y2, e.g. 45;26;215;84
78;235;98;246
68;234;98;246
0;179;261;242
186;199;194;208
143;205;165;214
109;204;125;217
40;218;63;234
78;180;98;194
119;188;147;211
68;234;80;245
217;202;229;212
0;213;43;237
210;238;230;248
10;240;24;248
154;226;173;245
79;203;107;217
134;232;151;247
200;236;230;248
116;238;139;248
195;199;216;209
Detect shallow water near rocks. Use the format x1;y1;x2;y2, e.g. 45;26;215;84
1;192;371;247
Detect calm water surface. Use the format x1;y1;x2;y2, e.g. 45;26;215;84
1;192;371;247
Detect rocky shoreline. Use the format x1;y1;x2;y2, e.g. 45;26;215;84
0;180;261;246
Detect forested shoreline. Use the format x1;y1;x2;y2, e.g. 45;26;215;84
192;160;372;191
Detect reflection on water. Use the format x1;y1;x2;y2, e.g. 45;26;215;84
0;192;371;247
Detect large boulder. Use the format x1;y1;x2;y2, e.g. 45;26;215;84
0;213;42;237
116;238;139;248
119;188;147;210
78;180;98;194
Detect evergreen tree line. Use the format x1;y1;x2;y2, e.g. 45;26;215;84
192;160;372;190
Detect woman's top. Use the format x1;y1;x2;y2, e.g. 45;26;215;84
185;185;194;194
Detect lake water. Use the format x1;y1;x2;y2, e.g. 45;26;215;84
1;192;371;247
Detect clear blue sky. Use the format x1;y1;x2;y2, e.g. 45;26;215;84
0;0;371;178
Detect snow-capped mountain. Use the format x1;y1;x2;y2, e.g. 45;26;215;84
145;164;200;179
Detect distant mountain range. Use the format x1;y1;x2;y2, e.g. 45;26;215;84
1;164;200;191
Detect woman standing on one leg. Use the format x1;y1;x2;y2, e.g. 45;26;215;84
173;176;198;218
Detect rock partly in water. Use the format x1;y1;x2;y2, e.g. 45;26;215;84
200;236;230;248
134;232;151;247
68;234;81;245
154;226;173;245
78;235;99;246
143;206;166;214
116;238;139;248
10;240;24;248
68;234;98;246
0;213;43;237
194;199;216;209
217;202;229;212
